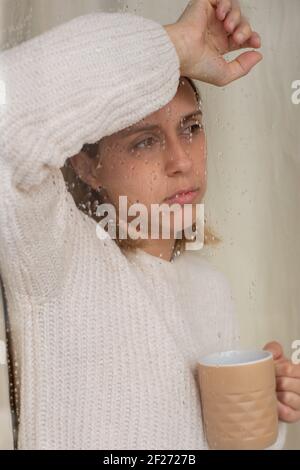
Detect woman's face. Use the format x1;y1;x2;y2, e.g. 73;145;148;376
71;78;207;236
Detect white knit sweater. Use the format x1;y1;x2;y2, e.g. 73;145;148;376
0;11;286;450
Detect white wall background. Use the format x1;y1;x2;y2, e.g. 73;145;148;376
0;0;299;449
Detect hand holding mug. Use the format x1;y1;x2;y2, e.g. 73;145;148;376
264;341;300;423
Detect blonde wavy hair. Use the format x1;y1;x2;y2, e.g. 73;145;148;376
61;77;221;260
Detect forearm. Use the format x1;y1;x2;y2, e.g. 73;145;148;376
0;12;180;191
0;11;180;301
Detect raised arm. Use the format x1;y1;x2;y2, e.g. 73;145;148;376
0;12;180;301
0;12;180;190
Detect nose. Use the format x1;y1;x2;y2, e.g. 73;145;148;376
163;138;193;176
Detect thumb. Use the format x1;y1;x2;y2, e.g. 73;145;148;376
222;51;263;85
263;341;285;362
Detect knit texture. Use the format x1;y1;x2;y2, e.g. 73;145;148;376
0;11;286;450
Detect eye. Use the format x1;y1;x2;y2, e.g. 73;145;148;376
132;136;157;150
183;123;204;136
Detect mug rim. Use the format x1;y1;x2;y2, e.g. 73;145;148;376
197;349;273;367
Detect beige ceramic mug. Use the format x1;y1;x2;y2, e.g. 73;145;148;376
197;350;278;450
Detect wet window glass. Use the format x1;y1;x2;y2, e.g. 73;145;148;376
0;0;299;452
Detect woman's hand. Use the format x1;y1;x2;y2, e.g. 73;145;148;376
164;0;263;86
263;341;300;423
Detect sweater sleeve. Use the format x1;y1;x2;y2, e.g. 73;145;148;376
0;12;180;301
216;272;288;450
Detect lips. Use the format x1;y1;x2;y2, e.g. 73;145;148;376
163;187;200;205
164;187;200;202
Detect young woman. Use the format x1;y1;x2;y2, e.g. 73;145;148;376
0;0;299;450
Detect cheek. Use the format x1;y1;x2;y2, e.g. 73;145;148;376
102;157;160;207
190;138;207;176
126;163;163;206
192;133;206;159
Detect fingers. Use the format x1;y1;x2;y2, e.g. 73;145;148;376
216;1;262;50
232;18;253;45
275;361;300;422
224;4;241;33
228;32;261;53
276;376;300;395
215;0;263;85
277;391;300;412
275;360;300;379
277;400;300;423
177;0;263;86
241;31;261;48
215;0;235;21
263;341;285;361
